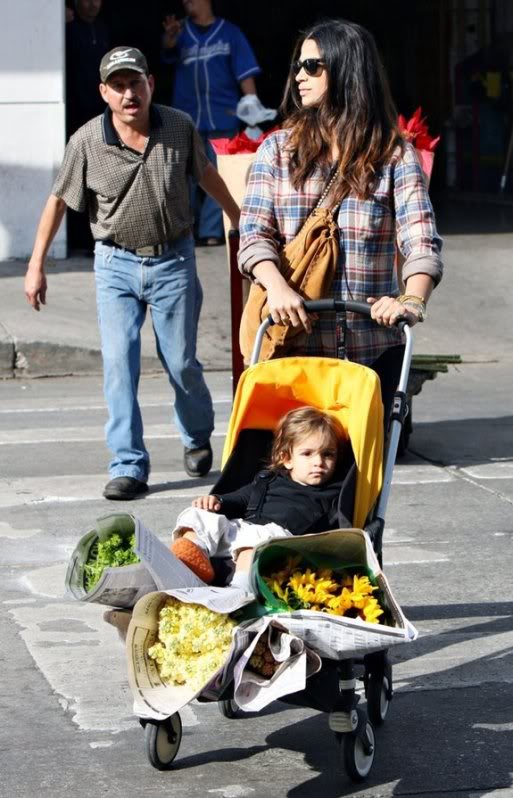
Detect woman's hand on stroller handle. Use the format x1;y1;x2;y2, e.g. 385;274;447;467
367;296;422;328
265;298;411;329
265;280;314;333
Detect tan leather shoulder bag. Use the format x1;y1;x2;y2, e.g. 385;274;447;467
240;170;340;362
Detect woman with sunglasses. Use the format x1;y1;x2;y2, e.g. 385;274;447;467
237;18;443;419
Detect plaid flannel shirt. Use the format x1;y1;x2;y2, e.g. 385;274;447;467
238;130;443;366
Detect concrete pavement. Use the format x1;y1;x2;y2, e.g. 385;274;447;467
1;198;513;379
0;243;233;378
2;198;513;797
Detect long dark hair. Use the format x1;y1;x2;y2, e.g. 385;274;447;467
281;18;404;200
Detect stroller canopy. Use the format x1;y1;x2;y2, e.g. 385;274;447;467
222;357;384;529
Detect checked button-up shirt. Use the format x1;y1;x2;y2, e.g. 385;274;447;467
53;104;208;251
238;131;443;366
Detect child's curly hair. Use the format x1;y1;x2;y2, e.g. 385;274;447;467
270;407;346;471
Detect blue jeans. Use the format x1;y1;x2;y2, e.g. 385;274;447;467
93;235;214;481
195;129;236;240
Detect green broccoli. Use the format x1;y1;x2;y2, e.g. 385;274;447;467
84;532;140;592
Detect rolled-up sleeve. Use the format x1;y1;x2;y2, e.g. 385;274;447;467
52;134;87;213
237;137;282;277
189;123;209;182
395;144;443;286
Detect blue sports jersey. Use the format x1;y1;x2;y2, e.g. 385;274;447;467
164;18;261;132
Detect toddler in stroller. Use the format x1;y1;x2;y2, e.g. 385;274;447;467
198;351;392;779
170;406;354;590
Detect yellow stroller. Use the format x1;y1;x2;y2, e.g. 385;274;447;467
143;300;414;782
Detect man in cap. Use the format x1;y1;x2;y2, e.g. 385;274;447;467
24;46;240;500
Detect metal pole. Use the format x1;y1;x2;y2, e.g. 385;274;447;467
228;229;244;396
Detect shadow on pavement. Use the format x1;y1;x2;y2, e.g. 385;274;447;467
148;599;512;796
407;415;513;467
263;684;513;796
148;472;222;494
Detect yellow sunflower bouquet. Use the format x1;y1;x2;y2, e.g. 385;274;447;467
261;555;386;625
147;597;237;693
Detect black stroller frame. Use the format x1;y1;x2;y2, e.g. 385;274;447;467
141;300;414;783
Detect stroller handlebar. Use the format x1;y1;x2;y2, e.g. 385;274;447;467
252;299;410;366
291;299;371;317
266;299;408;326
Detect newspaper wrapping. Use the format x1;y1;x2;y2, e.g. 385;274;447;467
125;528;417;719
250;529;418;660
65;514;205;609
126;587;319;719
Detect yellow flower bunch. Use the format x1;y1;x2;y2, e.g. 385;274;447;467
148;598;237;692
263;557;385;624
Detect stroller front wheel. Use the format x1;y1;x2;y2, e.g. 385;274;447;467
144;713;182;770
218;698;240;718
366;669;393;726
340;713;375;782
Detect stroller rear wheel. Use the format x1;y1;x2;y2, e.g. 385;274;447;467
339;711;375;782
366;661;393;726
364;651;393;727
218;698;240;718
144;713;182;770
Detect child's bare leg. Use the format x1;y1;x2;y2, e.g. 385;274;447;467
234;547;253;572
181;528;199;543
229;547;254;592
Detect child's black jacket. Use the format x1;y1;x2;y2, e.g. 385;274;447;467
214;470;353;535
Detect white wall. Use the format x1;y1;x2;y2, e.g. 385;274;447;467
0;0;66;259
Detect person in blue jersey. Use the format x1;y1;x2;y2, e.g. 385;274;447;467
162;0;261;245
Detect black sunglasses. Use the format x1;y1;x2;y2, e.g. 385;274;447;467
291;58;326;77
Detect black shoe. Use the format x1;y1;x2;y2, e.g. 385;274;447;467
103;477;149;500
183;442;213;477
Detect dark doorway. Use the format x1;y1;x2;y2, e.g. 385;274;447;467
65;0;449;248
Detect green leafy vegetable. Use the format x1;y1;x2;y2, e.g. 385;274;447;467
84;533;140;592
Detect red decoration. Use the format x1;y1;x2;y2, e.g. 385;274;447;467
210;127;280;155
398;107;440;152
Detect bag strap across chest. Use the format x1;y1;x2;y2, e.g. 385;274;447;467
314;166;340;212
245;470;276;516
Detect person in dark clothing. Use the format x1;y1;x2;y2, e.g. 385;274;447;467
66;0;111;250
66;0;111;135
171;407;353;589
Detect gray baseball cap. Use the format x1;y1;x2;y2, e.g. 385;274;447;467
100;47;149;83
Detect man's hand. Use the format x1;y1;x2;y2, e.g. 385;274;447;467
162;14;182;46
24;265;47;311
192;495;222;512
24;194;67;311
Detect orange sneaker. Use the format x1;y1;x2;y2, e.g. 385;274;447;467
171;538;215;584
